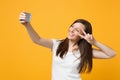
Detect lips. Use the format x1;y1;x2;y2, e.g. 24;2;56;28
69;32;74;37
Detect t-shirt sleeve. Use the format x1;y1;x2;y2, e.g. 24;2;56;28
51;39;60;54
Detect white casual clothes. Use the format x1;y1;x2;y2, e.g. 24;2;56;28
51;39;82;80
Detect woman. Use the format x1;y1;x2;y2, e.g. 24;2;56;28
19;11;116;80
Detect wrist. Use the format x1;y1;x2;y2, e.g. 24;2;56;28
23;22;31;27
92;39;98;46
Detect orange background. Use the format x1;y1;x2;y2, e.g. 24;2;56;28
0;0;120;80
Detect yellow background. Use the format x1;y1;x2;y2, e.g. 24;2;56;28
0;0;120;80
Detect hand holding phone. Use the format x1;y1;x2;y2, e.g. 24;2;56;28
19;11;32;23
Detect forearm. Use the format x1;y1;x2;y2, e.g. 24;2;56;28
24;22;41;43
93;40;116;57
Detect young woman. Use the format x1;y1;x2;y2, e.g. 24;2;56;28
19;12;116;80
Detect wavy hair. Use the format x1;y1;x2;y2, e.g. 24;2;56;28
56;19;93;73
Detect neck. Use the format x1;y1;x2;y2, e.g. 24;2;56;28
69;40;76;47
68;40;79;52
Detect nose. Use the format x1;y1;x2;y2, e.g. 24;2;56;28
71;28;75;32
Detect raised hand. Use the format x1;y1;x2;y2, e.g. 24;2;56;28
19;11;31;25
78;29;96;45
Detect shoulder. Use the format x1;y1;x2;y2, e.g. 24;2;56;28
51;39;62;53
52;39;61;49
52;39;62;45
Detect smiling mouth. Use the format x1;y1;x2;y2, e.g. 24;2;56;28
69;32;74;36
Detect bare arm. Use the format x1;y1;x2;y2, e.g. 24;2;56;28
92;40;116;59
19;12;53;49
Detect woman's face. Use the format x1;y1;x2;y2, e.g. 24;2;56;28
67;22;85;41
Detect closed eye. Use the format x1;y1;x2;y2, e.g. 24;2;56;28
70;26;80;32
75;29;80;32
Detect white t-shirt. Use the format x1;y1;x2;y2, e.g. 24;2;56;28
51;39;82;80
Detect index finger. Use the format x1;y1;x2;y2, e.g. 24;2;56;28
78;33;85;39
81;29;86;35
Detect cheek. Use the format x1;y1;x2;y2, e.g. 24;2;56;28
74;32;80;38
68;28;71;32
75;32;82;39
79;31;84;35
75;36;81;40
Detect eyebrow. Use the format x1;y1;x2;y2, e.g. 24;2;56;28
73;28;81;32
72;26;80;30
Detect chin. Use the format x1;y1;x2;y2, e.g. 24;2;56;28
67;36;71;39
67;36;74;40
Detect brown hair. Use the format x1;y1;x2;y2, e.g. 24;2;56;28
56;19;93;73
